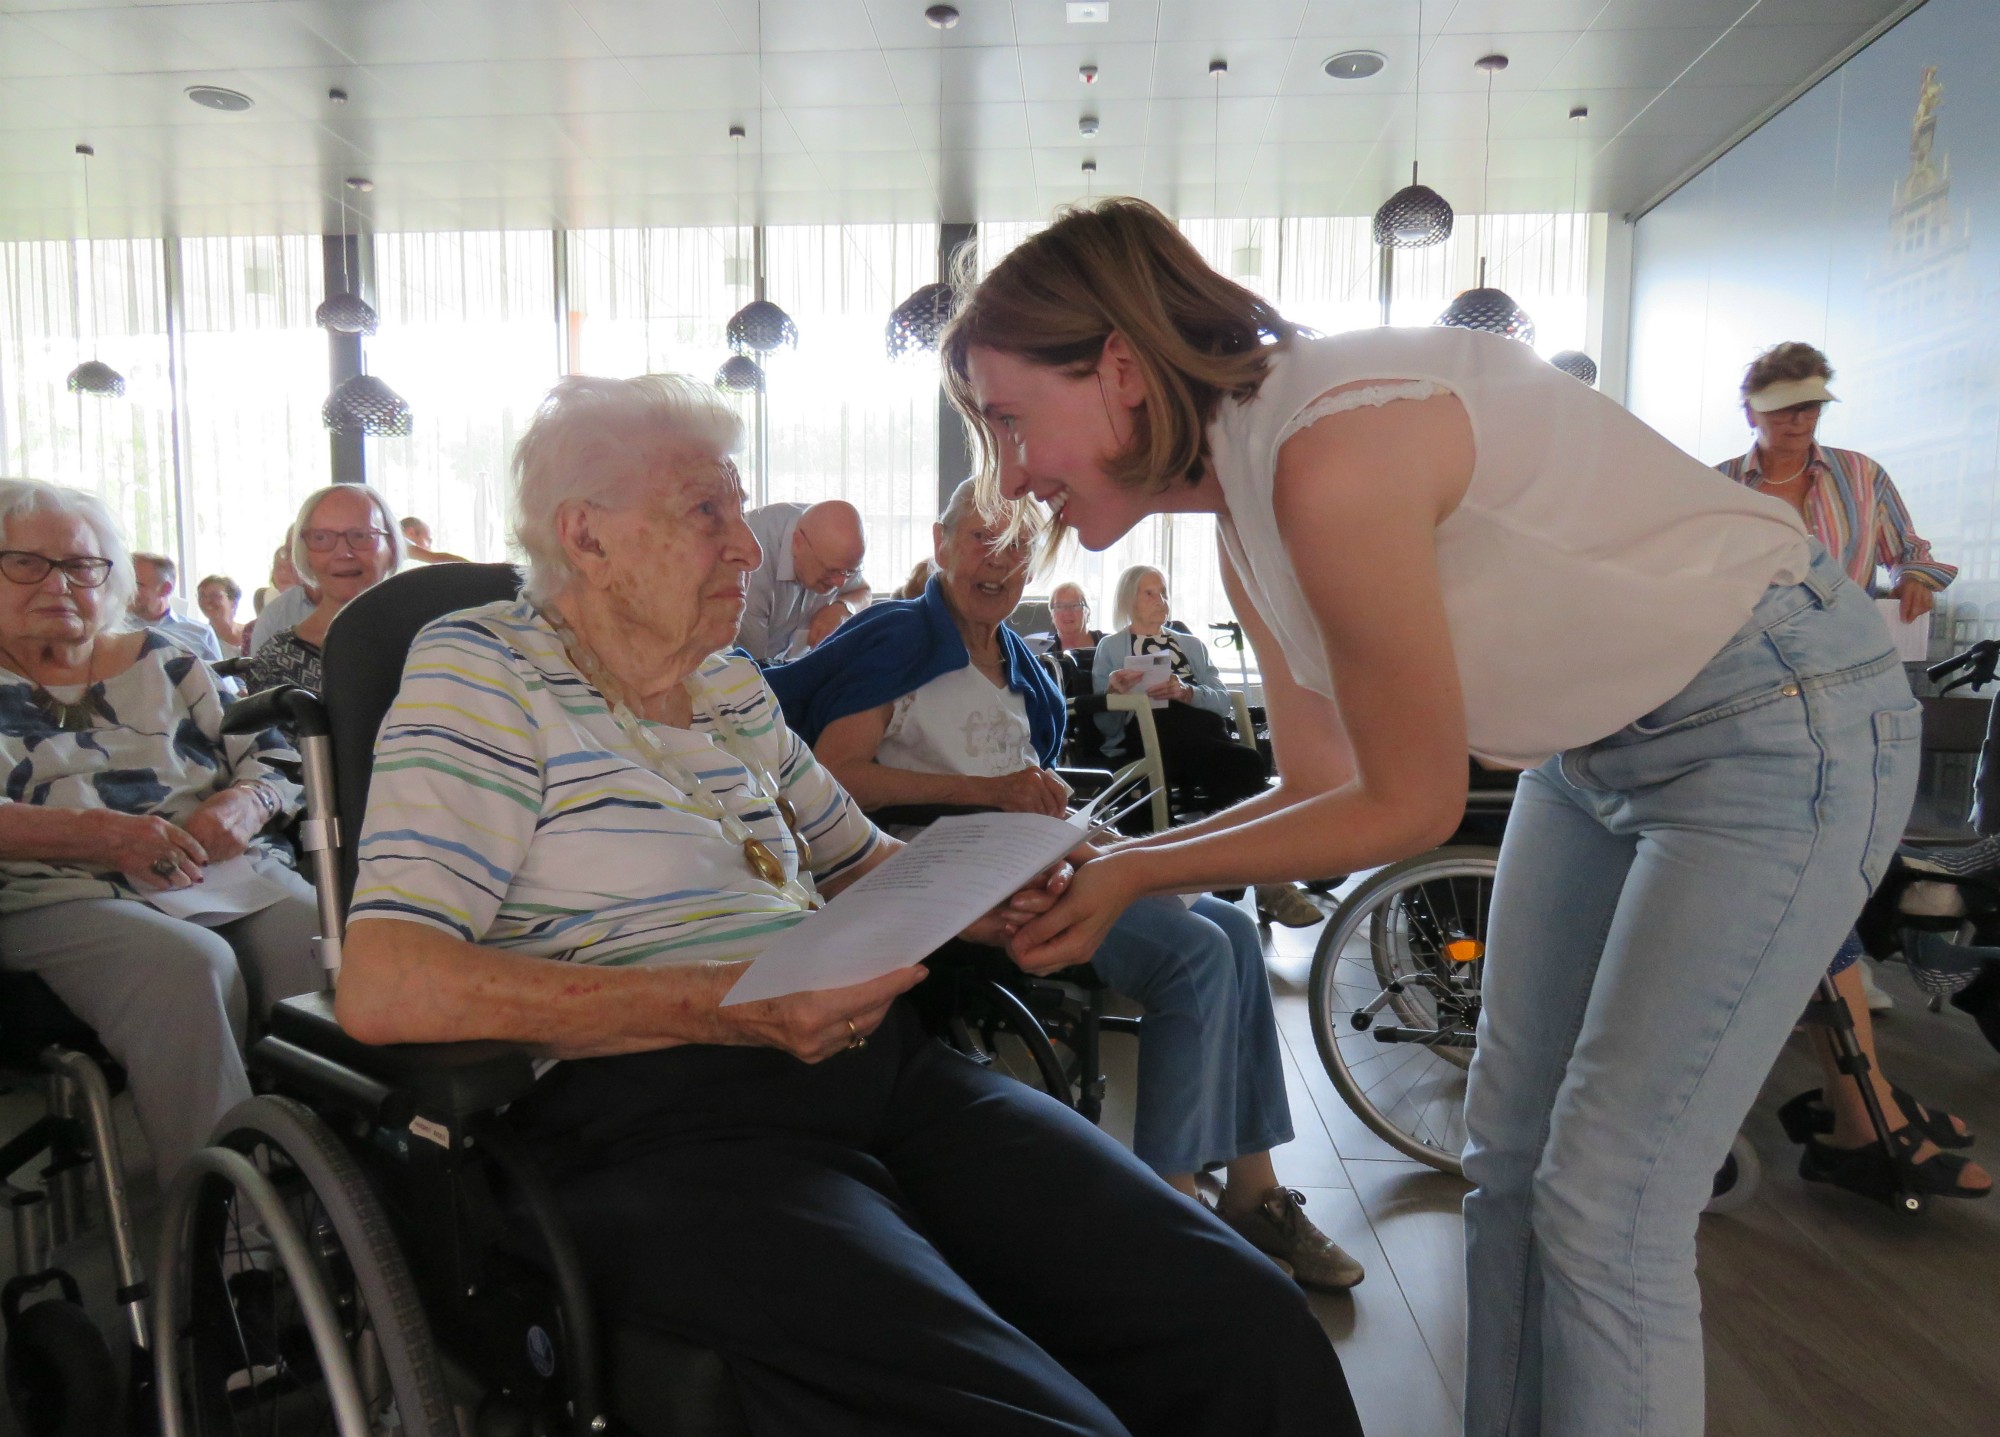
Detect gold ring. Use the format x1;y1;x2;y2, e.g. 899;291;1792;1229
845;1019;865;1051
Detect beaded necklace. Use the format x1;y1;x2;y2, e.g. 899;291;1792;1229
540;606;821;911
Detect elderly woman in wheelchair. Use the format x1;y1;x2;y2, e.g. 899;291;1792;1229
333;376;1357;1437
772;479;1363;1292
0;479;319;1185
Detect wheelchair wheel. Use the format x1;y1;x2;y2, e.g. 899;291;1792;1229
4;1297;117;1437
158;1096;456;1437
1309;846;1497;1176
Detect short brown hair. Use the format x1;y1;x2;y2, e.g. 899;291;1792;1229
942;198;1297;534
197;574;241;603
1741;341;1832;399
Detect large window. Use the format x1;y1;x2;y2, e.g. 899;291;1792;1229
0;238;177;559
176;235;327;615
367;231;560;565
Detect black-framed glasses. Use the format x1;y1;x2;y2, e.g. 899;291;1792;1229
301;526;389;553
0;551;113;588
1051;600;1091;614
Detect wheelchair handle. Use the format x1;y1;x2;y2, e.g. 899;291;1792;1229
221;684;331;740
1927;638;2000;695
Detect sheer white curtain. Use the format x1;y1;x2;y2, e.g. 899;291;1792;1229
0;238;178;560
366;231;560;565
176;235;326;617
760;224;940;595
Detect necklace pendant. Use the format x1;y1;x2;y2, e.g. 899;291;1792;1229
743;837;787;887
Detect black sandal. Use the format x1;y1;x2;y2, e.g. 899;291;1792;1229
1799;1128;1991;1202
1775;1086;1974;1150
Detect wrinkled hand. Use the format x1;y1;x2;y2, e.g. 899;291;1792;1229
960;860;1074;947
1107;667;1148;695
1008;849;1139;975
986;767;1071;816
1895;576;1936;624
182;787;266;865
86;809;208;891
805;602;851;650
1146;676;1189;704
712;964;927;1064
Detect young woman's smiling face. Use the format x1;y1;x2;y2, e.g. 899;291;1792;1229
965;342;1156;552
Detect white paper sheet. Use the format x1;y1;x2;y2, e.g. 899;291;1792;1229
1875;599;1932;663
1116;650;1173;709
720;811;1085;1006
144;853;296;927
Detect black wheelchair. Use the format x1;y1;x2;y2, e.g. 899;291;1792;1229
152;562;751;1436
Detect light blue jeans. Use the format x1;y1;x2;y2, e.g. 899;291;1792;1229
1461;545;1920;1437
1089;895;1294;1175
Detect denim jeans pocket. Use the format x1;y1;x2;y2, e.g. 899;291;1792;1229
1861;705;1924;887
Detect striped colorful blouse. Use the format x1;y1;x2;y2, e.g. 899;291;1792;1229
349;600;882;969
1714;444;1957;593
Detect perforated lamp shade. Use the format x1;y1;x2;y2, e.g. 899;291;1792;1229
715;355;766;394
726;299;798;355
1550;350;1598;386
321;374;413;437
65;360;126;397
1373;170;1454;249
1435;287;1535;344
315;292;380;336
886;282;956;361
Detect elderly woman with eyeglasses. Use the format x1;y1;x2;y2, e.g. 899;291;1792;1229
336;374;1354;1437
242;485;403;707
0;480;320;1184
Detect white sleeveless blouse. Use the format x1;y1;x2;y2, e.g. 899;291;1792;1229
1209;328;1810;768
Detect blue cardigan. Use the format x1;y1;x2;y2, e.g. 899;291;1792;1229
764;577;1067;765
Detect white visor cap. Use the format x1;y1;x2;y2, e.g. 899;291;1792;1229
1746;375;1838;412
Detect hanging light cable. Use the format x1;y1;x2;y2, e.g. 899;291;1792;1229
316;178;379;334
886;4;961;361
65;144;124;397
716;125;767;392
319;178;412;436
1436;54;1534;342
1373;0;1452;249
1550;105;1598;384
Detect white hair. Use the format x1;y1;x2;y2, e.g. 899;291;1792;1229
937;475;1050;556
289;483;405;587
511;374;745;603
1112;564;1165;632
0;478;138;630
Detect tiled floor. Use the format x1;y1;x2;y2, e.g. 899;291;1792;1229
6;887;1998;1436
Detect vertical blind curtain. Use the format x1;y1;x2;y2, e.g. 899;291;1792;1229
176;235;325;619
0;238;177;560
367;230;559;568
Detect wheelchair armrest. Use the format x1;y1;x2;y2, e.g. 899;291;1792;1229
221;684;330;740
1054;766;1112;800
257;992;538;1123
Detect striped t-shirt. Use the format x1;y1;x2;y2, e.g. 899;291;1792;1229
349;600;882;968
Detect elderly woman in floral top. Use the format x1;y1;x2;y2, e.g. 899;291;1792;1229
0;481;319;1182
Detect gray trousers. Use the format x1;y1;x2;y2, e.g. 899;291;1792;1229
0;875;323;1182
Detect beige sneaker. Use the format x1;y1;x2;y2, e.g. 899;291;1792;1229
1220;1186;1365;1290
1255;883;1323;929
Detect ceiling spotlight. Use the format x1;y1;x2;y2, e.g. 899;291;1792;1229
1066;1;1109;22
328;87;348;105
185;85;254;112
1079;64;1098;84
924;4;959;28
1078;115;1099;137
345;176;374;192
1323;50;1385;80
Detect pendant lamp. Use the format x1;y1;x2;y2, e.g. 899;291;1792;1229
322;373;413;437
724;3;798;358
886;5;961;360
1373;0;1452;249
1547;108;1596;385
1435;55;1533;342
315;179;379;335
64;145;125;397
715;354;767;393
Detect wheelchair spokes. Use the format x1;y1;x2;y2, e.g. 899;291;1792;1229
1309;848;1498;1176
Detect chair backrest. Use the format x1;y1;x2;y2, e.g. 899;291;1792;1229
321;562;523;903
1007;597;1053;638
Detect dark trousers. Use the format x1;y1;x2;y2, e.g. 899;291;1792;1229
1151;703;1269;810
505;1004;1359;1437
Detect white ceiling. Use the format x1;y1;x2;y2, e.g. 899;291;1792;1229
0;0;1919;241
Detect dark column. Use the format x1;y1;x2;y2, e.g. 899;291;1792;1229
323;233;365;484
936;222;977;513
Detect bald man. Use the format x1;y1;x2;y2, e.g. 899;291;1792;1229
738;500;871;663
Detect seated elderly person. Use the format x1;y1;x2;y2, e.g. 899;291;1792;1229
0;481;319;1183
768;480;1363;1292
244;485;403;712
337;376;1358;1437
